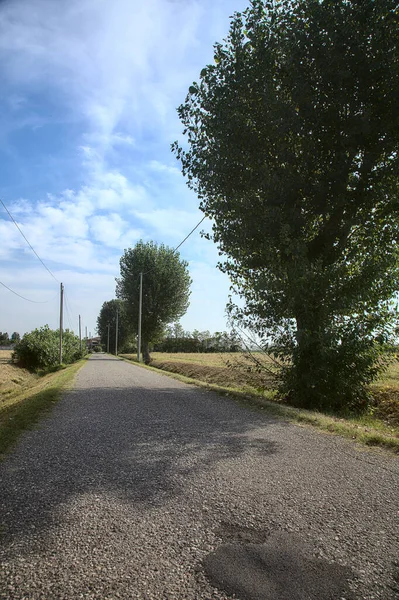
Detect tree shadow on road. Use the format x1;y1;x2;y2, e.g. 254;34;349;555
0;382;282;553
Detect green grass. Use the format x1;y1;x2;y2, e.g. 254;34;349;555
0;360;85;459
120;354;399;454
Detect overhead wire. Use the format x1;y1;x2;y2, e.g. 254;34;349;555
0;198;59;284
174;215;207;252
63;290;75;332
141;214;208;278
0;280;58;304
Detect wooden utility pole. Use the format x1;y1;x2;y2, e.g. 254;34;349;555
59;283;64;364
115;310;119;356
107;323;110;353
137;272;143;362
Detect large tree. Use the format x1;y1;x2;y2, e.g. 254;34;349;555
96;299;131;354
116;241;192;363
174;0;399;410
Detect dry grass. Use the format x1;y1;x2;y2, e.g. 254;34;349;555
370;359;399;427
0;349;13;362
0;352;38;402
122;352;276;392
150;351;274;368
372;358;399;388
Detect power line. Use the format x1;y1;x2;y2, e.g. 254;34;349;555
136;214;208;361
0;198;59;284
142;214;208;278
64;290;75;332
174;215;207;252
0;280;57;304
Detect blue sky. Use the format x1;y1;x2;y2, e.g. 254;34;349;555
0;0;248;337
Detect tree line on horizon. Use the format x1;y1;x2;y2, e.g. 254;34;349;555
0;332;21;346
96;303;242;355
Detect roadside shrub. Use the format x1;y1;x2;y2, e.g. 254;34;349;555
13;325;83;371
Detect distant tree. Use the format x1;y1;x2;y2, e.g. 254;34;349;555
96;299;132;354
154;329;241;353
174;0;399;411
10;332;20;343
0;332;10;345
116;241;192;363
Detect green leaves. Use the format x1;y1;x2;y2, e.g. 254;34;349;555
96;299;131;354
174;0;399;411
14;326;82;371
115;241;192;360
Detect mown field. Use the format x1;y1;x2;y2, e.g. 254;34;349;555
122;351;277;391
121;351;399;451
0;350;36;397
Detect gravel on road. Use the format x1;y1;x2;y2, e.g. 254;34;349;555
0;354;398;599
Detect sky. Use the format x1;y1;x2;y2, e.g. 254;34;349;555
0;0;249;338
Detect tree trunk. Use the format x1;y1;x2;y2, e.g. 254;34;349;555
292;311;323;409
142;341;151;365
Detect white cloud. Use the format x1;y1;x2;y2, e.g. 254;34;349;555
90;213;142;248
135;208;203;240
0;0;207;155
148;160;180;176
0;0;249;335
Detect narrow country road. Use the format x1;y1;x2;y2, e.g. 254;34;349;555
0;355;398;600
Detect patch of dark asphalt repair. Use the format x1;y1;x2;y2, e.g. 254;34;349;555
203;530;354;600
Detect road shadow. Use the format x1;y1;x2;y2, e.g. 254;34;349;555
0;381;281;554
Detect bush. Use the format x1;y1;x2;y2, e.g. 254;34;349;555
13;325;83;371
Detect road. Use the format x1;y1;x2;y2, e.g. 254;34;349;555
0;355;398;599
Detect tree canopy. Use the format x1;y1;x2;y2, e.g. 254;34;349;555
116;241;192;363
174;0;399;410
13;326;82;371
96;299;131;354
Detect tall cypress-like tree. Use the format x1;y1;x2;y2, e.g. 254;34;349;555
174;0;399;410
97;299;131;354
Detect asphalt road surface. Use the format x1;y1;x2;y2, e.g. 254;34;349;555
0;355;398;600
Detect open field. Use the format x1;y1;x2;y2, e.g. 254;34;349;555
0;349;14;362
151;352;274;367
120;351;399;451
123;351;276;392
0;350;37;401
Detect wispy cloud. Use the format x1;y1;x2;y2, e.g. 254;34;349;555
0;0;247;335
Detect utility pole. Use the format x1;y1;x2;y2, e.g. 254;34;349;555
59;282;64;364
107;323;110;353
137;272;143;362
79;315;82;353
115;309;119;356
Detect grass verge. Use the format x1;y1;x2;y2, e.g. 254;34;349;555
0;360;85;459
120;354;399;454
